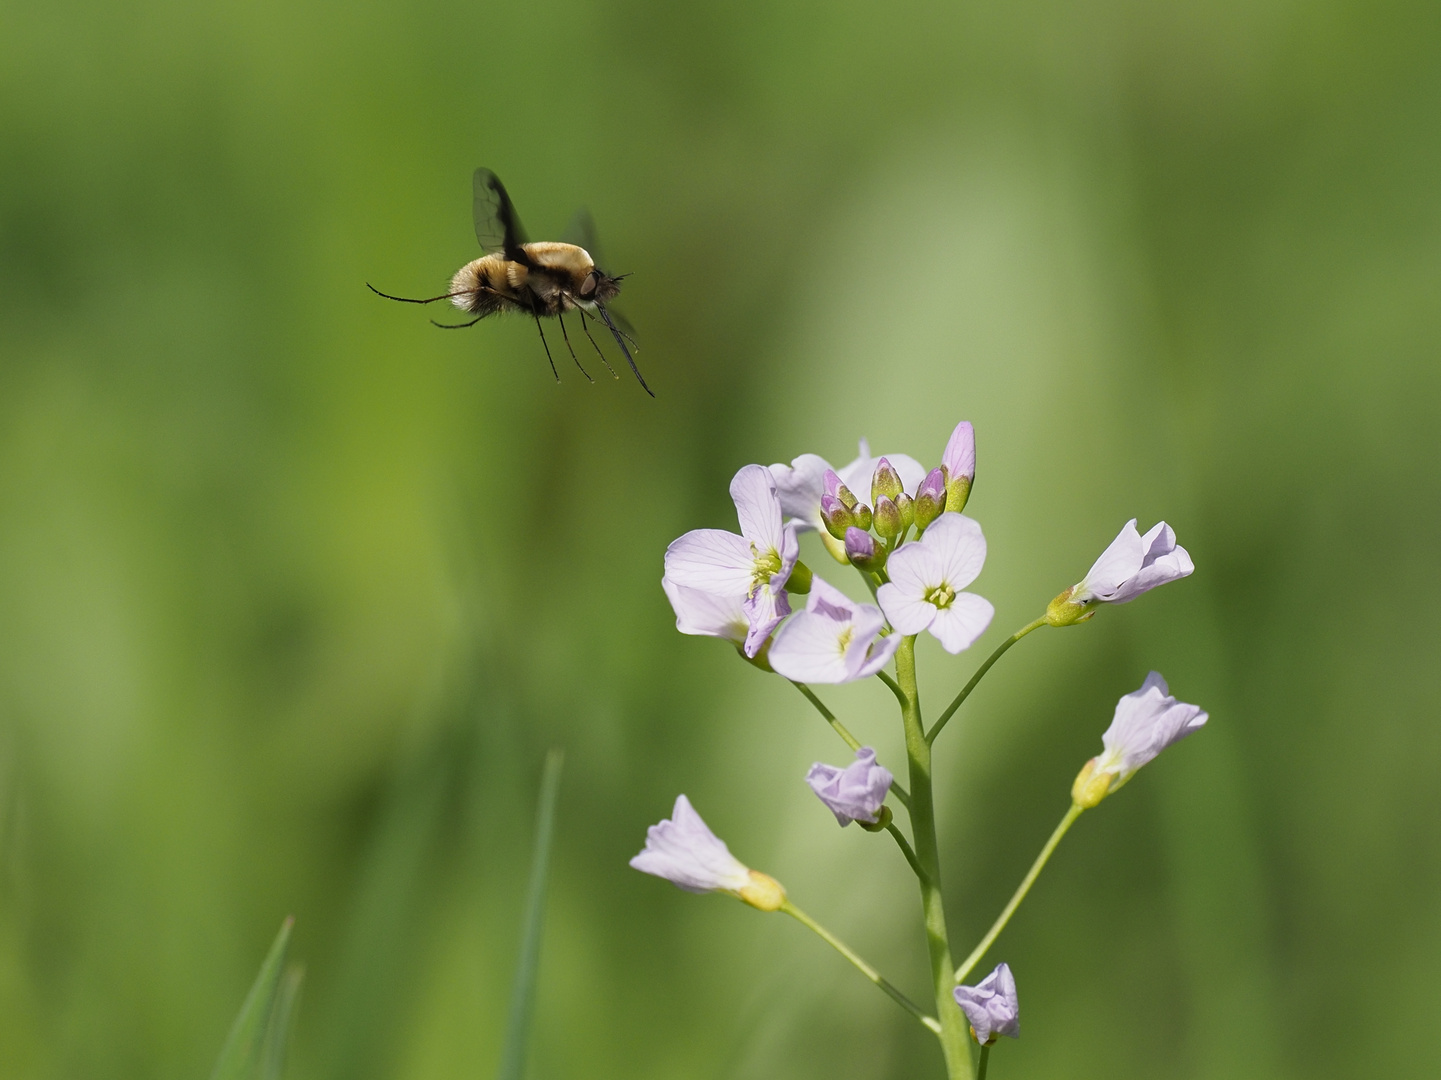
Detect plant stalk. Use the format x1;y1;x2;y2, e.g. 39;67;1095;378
895;636;974;1079
927;617;1047;744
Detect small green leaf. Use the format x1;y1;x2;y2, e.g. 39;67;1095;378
495;748;564;1080
260;963;304;1080
210;917;295;1080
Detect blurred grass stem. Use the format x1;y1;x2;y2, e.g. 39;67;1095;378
896;636;975;1079
791;682;911;808
955;803;1084;984
780;900;941;1034
927;618;1048;744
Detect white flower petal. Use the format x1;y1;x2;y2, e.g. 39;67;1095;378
664;529;755;595
662;578;748;643
877;583;937;635
855;632;901;678
926;514;987;590
768;453;834;529
926;592;994;653
882;537;945;599
730;464;785;553
769;609;852;683
630;795;752;894
1077;519;1144;602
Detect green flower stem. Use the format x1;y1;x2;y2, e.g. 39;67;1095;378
885;821;927;883
876;669;909;710
781;900;942;1035
926;617;1048;745
954;802;1084;984
790;681;911;809
976;1044;991;1080
895;636;974;1080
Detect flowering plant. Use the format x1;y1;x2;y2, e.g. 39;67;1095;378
641;421;1205;1079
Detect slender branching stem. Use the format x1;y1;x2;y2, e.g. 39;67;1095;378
976;1044;991;1080
895;637;974;1079
876;669;909;710
954;803;1084;984
781;901;941;1035
926;617;1048;745
790;681;911;808
885;821;927;883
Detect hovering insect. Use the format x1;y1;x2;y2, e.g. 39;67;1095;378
368;168;652;396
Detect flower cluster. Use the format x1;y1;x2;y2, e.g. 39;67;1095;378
662;422;995;677
639;416;1208;1080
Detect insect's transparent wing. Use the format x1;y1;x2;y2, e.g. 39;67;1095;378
605;304;639;347
561;207;606;268
474;168;529;258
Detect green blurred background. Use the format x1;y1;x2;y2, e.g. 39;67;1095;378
1;0;1438;1077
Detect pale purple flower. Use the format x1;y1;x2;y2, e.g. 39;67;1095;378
664;465;800;657
1074;519;1193;604
630;794;753;894
661;579;748;645
953;963;1019;1044
877;515;994;653
1081;672;1208;799
770;441;926;533
805;747;893;825
768;577;899;683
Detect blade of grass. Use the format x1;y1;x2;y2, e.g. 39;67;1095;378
210;917;293;1080
495;748;564;1080
260;963;305;1080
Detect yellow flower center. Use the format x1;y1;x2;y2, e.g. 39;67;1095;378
925;583;956;609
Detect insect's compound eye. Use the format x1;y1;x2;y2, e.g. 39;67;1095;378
579;272;598;298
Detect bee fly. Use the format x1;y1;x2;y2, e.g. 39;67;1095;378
368;168;652;397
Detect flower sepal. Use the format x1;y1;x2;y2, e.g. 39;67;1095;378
857;805;893;833
1070;758;1113;808
736;870;787;912
1045;586;1096;627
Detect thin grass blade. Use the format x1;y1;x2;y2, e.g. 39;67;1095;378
260;963;305;1080
495;748;564;1080
210;917;294;1080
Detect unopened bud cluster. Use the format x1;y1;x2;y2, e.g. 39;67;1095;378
816;423;977;574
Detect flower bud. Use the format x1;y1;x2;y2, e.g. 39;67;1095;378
913;468;946;531
852;502;873;531
823;469;859;511
821;494;856;539
844;527;886;572
942;422;975;514
1044;586;1095;627
871;457;903;505
738;870;787;911
873;496;903;539
1070;758;1111;808
896;492;915;530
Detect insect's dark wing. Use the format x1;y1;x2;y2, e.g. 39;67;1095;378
561;207;607;268
473;168;529;260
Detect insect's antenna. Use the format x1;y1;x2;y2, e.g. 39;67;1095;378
366;282;467;305
556;313;593;383
430;316;485;329
532;314;560;383
577;311;619;379
597;305;654;397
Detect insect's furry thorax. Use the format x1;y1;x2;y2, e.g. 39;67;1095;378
449;242;620;316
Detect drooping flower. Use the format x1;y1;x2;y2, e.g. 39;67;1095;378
769;441;927;534
877;514;994;653
953;963;1020;1044
940;421;975;514
630;795;787;910
1048;519;1193;626
768;577;899;684
1072;672;1208;807
663;465;800;657
805;747;893;826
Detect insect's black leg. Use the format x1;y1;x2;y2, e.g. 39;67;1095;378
598;305;654;397
367;283;467;304
578;310;619;379
557;312;593;382
532;313;559;382
430;316;485;329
